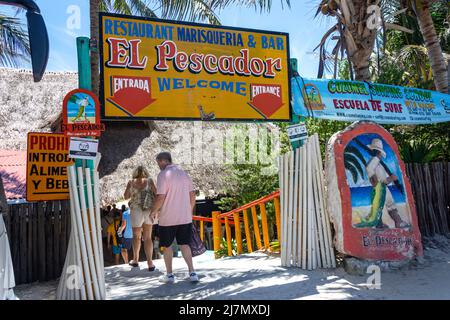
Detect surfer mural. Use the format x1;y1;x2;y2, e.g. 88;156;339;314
344;135;411;230
326;121;422;261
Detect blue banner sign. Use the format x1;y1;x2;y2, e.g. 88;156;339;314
291;77;450;124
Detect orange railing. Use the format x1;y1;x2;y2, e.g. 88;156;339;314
211;191;281;258
192;215;234;243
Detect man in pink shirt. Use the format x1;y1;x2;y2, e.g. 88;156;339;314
151;152;198;283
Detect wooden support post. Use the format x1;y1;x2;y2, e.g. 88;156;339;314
259;203;270;249
243;209;253;253
251;206;262;249
233;212;243;254
200;220;204;242
224;217;233;257
212;211;222;258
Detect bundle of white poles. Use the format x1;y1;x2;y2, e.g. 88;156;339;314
56;164;105;300
279;134;336;269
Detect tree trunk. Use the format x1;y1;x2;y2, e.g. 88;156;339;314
90;0;100;97
344;1;378;82
415;0;448;93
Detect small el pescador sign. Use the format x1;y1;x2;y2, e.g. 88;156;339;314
69;137;99;160
62;89;105;137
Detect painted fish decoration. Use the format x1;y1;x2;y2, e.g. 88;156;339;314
355;182;386;228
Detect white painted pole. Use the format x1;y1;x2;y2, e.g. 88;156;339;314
283;152;289;266
93;171;106;298
315;134;332;268
292;148;300;267
301;144;307;270
309;138;318;270
77;167;101;300
312;134;327;268
68;168;86;300
315;135;336;268
70;168;87;300
69;166;94;300
85;168;104;299
296;146;303;268
69;176;84;300
306;139;313;270
279;156;286;266
286;151;294;267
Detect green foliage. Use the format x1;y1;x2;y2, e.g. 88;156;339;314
269;241;280;252
399;139;442;164
215;238;237;258
392;124;450;162
215;238;249;258
216;124;289;213
304;117;350;157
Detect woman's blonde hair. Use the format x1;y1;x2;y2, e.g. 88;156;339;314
132;165;149;179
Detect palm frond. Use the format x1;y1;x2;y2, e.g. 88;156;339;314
344;152;365;181
345;161;359;184
210;0;291;13
0;14;30;67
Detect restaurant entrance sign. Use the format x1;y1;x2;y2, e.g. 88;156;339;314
100;13;291;122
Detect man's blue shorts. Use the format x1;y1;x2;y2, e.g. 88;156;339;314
120;238;132;251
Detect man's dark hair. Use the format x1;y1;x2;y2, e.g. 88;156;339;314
156;152;172;163
121;204;126;212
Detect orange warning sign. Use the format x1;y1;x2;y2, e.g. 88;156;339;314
26;132;74;202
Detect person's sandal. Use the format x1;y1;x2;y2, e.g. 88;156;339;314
129;261;139;268
148;266;156;272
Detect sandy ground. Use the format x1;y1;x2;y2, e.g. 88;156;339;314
13;236;450;300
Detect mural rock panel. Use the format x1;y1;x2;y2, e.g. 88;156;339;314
325;121;423;261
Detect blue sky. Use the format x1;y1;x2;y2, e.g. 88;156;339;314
1;0;334;77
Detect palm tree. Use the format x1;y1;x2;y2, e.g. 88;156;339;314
0;14;30;67
402;0;448;93
316;0;448;93
314;0;381;81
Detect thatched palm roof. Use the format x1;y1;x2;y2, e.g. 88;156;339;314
0;68;274;204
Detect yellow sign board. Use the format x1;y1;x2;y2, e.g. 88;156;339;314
100;13;291;121
26;133;74;202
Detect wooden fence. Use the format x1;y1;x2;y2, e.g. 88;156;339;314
2;200;71;285
406;162;450;237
